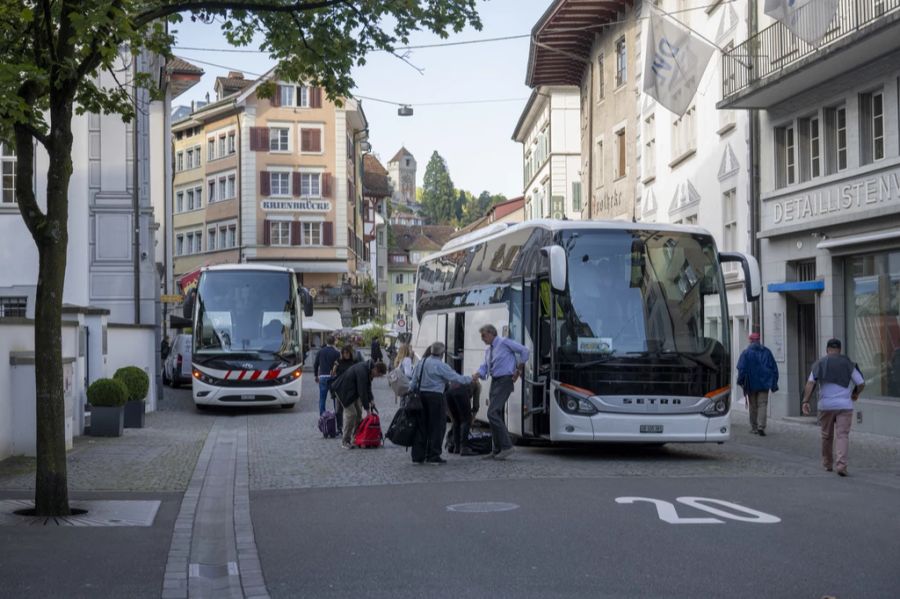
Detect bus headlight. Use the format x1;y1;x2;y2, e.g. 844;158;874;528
192;370;217;385
702;386;731;417
274;369;302;385
556;386;598;415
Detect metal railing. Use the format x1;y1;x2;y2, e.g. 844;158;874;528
311;285;377;307
722;0;900;98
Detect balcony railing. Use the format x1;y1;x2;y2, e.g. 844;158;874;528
311;285;377;307
722;0;900;99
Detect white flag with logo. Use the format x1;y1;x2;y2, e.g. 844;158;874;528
764;0;838;45
642;11;715;116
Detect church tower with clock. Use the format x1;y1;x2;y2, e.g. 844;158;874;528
386;147;417;209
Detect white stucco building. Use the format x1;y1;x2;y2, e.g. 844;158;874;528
0;53;201;459
513;87;583;220
637;0;754;406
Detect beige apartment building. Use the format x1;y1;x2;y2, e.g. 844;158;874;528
527;0;639;221
172;68;372;327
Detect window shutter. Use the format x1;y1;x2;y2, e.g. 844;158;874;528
312;87;323;108
323;222;334;246
300;129;310;152
260;171;271;196
322;173;332;197
291;221;302;246
263;219;271;245
310;129;322;152
250;127;269;151
292;172;302;197
272;86;281;107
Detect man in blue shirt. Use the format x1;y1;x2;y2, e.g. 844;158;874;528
409;341;472;464
473;324;530;460
313;335;341;415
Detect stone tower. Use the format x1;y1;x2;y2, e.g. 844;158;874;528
386;147;417;208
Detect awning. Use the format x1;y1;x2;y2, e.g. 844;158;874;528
303;309;343;332
767;280;825;293
177;268;202;293
817;229;900;250
252;260;349;274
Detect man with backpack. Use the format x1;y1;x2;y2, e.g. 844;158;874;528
331;359;387;449
314;335;341;416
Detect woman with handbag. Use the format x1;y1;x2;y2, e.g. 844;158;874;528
408;342;473;465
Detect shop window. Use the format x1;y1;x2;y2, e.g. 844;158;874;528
845;251;900;401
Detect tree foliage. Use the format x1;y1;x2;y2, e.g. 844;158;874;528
420;151;456;224
0;0;482;517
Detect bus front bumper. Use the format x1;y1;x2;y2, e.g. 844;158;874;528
551;409;731;443
192;377;301;407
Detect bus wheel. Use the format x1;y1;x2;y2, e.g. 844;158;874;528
281;403;295;410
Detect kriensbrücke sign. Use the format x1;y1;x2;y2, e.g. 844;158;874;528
763;165;900;234
261;199;332;212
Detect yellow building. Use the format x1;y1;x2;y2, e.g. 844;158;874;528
172;68;372;327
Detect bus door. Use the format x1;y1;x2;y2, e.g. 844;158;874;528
447;312;465;374
523;278;551;437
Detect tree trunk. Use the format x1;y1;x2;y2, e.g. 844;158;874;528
22;97;75;517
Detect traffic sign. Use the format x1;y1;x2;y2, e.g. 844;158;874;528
396;318;406;329
160;294;183;303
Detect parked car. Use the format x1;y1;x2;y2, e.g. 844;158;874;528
163;334;192;388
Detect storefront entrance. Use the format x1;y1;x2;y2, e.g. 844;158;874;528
797;301;818;414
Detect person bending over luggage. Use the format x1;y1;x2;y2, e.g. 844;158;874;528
331;359;387;449
445;380;481;456
330;345;357;434
409;342;472;465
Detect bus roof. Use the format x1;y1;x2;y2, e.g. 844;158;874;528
436;219;713;260
201;263;294;274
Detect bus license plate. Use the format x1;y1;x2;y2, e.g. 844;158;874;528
241;394;255;400
640;425;663;434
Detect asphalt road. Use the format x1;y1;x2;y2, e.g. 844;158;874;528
252;475;900;599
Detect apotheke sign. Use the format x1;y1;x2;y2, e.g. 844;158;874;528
764;166;900;231
261;199;332;212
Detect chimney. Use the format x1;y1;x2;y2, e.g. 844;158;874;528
228;71;244;79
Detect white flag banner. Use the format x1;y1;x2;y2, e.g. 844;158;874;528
642;11;715;116
764;0;839;46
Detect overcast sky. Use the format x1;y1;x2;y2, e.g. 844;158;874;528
172;0;552;199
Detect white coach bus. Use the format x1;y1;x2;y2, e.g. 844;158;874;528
411;220;760;444
186;264;314;409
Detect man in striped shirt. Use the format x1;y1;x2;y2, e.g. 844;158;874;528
473;324;530;460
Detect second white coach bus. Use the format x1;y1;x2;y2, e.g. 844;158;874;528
187;264;314;409
411;220;760;444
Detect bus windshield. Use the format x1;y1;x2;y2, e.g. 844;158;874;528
194;270;299;358
555;229;728;375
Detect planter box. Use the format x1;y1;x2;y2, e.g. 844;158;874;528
124;400;146;428
89;406;124;437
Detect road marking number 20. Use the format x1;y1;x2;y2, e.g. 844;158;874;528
615;497;781;525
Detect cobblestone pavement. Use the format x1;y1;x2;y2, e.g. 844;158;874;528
2;376;898;493
248;376;900;491
0;387;212;492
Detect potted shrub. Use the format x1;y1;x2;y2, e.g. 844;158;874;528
114;366;150;428
87;378;128;437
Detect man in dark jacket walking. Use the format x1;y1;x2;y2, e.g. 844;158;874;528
331;359;387;448
736;332;779;436
371;338;383;362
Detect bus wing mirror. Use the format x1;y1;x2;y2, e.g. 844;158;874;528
182;291;195;319
541;245;567;294
298;287;315;317
719;252;761;301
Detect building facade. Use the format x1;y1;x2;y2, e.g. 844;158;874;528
386;225;454;328
171;68;372;327
638;0;754;406
512;87;583;220
721;1;900;435
523;0;641;222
